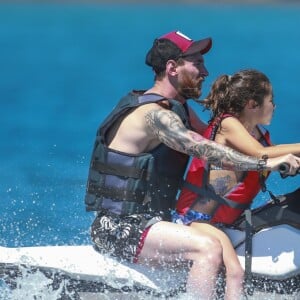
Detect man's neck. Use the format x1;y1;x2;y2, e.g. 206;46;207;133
145;80;186;104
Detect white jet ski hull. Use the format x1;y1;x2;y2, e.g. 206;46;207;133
1;224;300;298
1;188;300;298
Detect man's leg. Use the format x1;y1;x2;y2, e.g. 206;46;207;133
138;221;223;300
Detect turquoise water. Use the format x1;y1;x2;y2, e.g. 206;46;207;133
0;3;299;250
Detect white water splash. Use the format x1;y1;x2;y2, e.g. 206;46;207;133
0;266;71;300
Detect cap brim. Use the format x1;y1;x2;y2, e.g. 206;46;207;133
184;38;212;56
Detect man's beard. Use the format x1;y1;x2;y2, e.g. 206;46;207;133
177;71;202;100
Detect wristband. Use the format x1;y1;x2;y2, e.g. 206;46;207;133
257;155;268;171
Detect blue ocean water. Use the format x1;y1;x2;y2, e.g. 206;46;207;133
0;3;299;251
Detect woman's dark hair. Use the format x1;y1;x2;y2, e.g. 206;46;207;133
202;69;272;120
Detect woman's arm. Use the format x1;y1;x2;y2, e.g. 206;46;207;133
221;117;300;157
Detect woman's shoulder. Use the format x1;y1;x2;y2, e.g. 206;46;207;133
218;114;243;131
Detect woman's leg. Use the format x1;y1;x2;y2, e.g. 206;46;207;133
191;222;244;300
138;221;223;300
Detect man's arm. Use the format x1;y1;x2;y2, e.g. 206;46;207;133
145;108;299;172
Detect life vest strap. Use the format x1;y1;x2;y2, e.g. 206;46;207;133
87;183;146;203
91;161;150;181
182;181;250;210
86;195;149;215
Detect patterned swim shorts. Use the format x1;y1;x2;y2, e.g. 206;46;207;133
91;211;162;262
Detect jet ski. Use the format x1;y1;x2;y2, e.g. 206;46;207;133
224;187;300;297
1;187;299;299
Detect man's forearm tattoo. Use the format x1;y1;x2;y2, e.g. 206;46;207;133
145;109;262;171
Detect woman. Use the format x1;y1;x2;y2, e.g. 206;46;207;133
172;69;300;297
174;69;300;225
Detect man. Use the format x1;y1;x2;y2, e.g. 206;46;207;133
84;31;300;299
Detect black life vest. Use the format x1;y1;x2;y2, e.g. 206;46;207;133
84;91;191;220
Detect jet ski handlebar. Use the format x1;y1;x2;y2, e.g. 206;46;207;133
279;163;300;178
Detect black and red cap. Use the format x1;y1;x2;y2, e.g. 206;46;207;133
145;30;212;73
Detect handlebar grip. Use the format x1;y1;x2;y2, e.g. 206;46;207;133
279;163;290;179
279;162;300;178
279;163;290;173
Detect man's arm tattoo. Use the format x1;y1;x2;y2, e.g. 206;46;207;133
145;109;262;171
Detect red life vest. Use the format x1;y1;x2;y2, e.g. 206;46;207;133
176;114;272;225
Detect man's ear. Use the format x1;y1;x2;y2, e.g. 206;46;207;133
165;60;178;76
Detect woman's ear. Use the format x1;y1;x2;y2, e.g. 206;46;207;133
247;99;259;109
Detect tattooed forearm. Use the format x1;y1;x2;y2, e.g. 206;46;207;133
145;109;264;171
190;132;262;171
